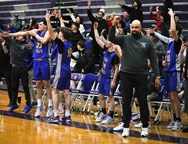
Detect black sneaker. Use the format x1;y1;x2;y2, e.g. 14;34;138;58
60;116;72;125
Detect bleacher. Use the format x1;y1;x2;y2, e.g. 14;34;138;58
0;0;188;34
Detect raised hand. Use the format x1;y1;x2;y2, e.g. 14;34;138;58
168;8;174;17
180;41;187;54
93;22;98;29
0;32;9;37
149;6;153;12
45;10;51;21
56;9;62;19
88;0;91;6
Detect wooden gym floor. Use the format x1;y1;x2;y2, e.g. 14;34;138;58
0;90;188;144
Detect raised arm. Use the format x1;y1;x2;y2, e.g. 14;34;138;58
87;0;96;23
56;9;65;27
93;22;105;48
111;58;120;89
108;16;124;47
154;31;172;44
45;11;56;40
168;8;178;41
113;44;122;59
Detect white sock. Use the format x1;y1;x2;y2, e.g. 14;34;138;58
37;99;42;107
65;110;70;117
48;99;53;107
58;103;63;110
53;109;59;117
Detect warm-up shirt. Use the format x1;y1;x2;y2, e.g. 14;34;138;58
5;37;30;68
109;26;159;77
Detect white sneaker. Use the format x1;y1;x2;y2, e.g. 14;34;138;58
101;115;114;124
46;106;53;118
166;120;175;129
134;122;150;128
95;112;107;122
122;128;130;137
141;127;149;137
132;113;140;121
35;105;45;117
113;122;124;131
134;122;142;128
171;121;183;131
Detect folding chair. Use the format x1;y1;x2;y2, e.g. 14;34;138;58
79;73;98;112
70;73;85;110
150;79;172;124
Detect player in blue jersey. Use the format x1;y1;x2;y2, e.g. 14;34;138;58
45;10;72;123
4;20;53;118
153;8;183;131
93;22;121;124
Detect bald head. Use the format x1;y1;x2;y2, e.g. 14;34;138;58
131;20;141;28
131;20;142;37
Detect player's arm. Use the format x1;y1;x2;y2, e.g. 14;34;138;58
113;44;122;59
168;8;178;41
111;56;120;89
93;22;105;48
45;11;56;40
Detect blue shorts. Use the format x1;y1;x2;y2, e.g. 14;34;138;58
33;59;51;80
164;71;181;92
53;71;71;90
99;77;114;96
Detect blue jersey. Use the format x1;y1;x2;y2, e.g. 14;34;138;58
101;50;116;79
164;41;180;72
33;31;50;59
55;41;72;78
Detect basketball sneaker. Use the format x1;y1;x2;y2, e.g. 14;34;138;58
95;112;107;122
141;127;149;137
35;105;45;117
46;106;53;118
101;115;114;124
113;122;124;131
122;128;130;137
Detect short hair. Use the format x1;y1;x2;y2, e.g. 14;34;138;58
176;24;182;35
60;27;71;40
72;22;80;28
41;19;47;26
77;41;85;49
132;0;142;9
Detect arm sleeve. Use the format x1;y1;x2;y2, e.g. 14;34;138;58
154;31;172;44
54;38;65;54
87;9;97;23
174;38;182;54
121;5;131;14
150;12;158;21
148;42;160;77
108;26;124;47
112;54;120;65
